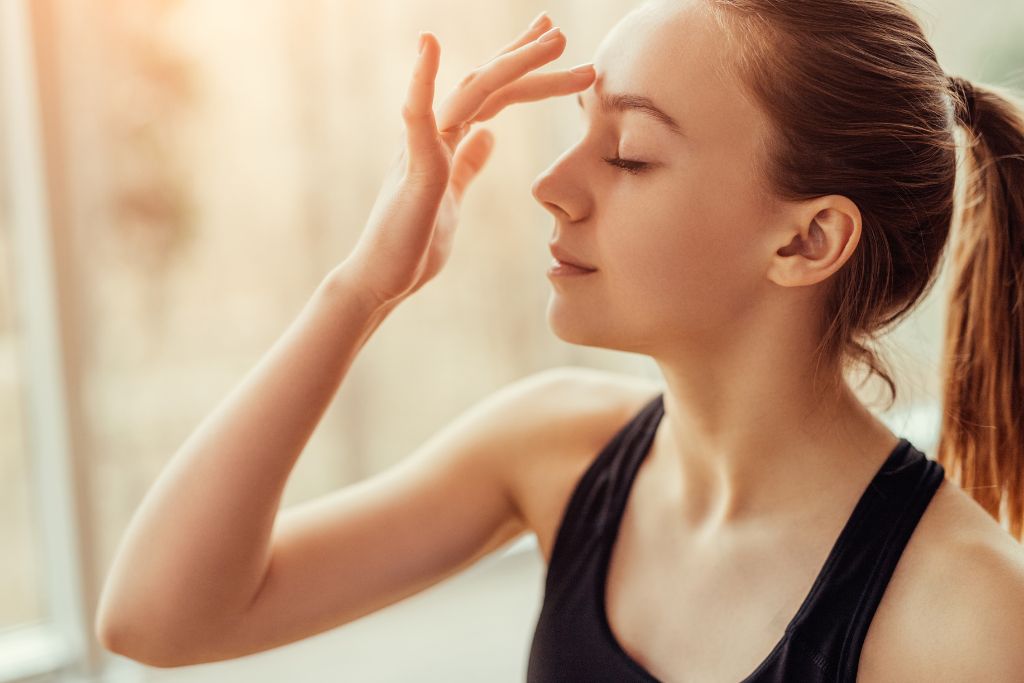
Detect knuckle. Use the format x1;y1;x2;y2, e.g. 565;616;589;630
458;69;480;88
472;108;496;123
475;79;497;99
475;95;503;121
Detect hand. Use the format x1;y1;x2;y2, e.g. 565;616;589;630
343;14;596;309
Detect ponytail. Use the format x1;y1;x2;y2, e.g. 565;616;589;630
938;75;1024;541
705;0;1024;542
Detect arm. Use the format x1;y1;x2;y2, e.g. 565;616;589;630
95;12;593;667
923;541;1024;682
873;533;1024;682
96;320;566;668
93;263;394;660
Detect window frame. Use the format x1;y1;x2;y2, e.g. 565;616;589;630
0;1;117;680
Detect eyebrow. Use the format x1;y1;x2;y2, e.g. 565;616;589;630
576;90;683;136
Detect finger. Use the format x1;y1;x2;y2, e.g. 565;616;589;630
449;127;494;205
435;16;553;154
402;32;442;174
435;26;567;133
487;12;552;62
469;65;595;123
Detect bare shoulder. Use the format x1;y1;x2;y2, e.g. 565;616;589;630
502;366;664;564
502;365;663;451
921;476;1024;593
909;502;1024;682
488;366;662;465
916;483;1024;680
861;476;1024;682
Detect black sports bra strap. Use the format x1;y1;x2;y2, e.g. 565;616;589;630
788;441;946;680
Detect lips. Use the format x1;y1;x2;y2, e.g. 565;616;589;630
548;242;597;271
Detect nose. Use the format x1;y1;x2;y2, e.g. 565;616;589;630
530;172;562;218
531;152;589;223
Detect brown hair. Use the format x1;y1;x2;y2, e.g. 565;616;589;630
704;0;1024;540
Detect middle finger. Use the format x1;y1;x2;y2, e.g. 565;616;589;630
491;12;553;58
436;25;567;133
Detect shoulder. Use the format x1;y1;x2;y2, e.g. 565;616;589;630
496;365;663;460
917;530;1024;681
496;365;662;437
495;366;663;556
468;366;659;466
416;366;660;512
929;483;1024;679
866;478;1024;682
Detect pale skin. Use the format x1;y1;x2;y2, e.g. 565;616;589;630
95;1;1024;678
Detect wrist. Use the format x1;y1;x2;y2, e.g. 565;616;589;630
318;261;401;318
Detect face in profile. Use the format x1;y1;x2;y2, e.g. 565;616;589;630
531;0;786;356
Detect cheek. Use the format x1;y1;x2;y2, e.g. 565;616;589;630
603;175;766;330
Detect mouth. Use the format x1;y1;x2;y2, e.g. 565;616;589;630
548;258;598;277
547;242;598;273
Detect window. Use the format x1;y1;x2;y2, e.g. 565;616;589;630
0;2;100;680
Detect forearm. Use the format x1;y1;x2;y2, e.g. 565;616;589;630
96;261;396;652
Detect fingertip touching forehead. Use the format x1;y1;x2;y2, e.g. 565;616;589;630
584;0;768;153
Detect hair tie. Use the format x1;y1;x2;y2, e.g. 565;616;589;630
947;74;976;129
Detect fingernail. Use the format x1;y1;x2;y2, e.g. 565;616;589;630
570;62;594;74
418;32;426;54
538;26;561;43
529;11;548;29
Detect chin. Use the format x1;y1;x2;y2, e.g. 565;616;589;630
545;295;630;352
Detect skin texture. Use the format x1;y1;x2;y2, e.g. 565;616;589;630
531;0;900;538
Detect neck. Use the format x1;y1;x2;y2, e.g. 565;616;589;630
651;356;898;536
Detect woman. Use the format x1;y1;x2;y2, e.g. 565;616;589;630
96;0;1024;680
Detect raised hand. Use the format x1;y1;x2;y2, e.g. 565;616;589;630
343;13;596;309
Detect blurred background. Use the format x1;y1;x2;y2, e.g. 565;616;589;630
1;0;1021;681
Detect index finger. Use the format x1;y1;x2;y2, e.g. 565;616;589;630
489;12;552;59
436;26;567;132
469;65;595;123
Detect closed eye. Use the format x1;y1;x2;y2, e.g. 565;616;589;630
602;156;650;176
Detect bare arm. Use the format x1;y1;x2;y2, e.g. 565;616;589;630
95;12;593;667
94;263;393;658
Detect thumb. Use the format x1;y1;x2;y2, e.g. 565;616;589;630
449;127;494;204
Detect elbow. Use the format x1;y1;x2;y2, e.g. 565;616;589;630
94;600;129;659
93;613;198;669
93;583;242;667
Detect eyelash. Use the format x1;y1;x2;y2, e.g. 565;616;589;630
602;156;650;176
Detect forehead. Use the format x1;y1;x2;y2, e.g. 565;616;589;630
588;2;762;141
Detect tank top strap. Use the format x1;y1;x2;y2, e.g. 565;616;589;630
784;438;946;680
542;392;665;603
532;391;945;683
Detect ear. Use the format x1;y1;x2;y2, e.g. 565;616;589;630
766;195;862;288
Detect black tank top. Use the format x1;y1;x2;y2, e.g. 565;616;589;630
526;393;946;682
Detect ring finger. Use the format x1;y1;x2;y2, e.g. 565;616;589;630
435;25;568;135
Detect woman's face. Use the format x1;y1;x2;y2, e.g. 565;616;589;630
532;0;784;354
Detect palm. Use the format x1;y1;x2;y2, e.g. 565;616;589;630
344;17;594;308
426;187;459;276
409;182;459;296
